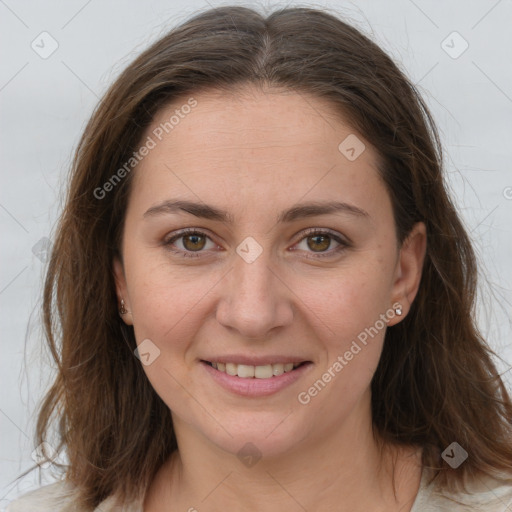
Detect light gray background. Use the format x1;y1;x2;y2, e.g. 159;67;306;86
1;0;511;505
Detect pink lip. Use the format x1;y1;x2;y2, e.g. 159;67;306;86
201;361;313;397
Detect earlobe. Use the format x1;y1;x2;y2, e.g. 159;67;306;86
389;222;427;325
113;257;133;326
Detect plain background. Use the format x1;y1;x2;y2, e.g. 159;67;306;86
1;0;511;505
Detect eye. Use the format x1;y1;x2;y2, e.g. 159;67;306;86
163;228;218;258
292;228;349;259
162;227;349;259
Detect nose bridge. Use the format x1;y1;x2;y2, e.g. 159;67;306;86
234;247;273;302
216;238;293;338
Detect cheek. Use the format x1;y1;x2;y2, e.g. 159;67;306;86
299;282;387;421
124;253;210;352
300;259;394;344
295;253;395;402
125;261;211;410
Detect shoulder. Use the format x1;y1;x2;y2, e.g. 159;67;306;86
412;469;512;511
6;480;80;512
5;480;141;512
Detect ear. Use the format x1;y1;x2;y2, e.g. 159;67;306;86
113;256;133;326
387;222;427;326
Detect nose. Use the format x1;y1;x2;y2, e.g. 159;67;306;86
215;248;294;340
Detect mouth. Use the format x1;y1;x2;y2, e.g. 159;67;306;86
201;360;310;379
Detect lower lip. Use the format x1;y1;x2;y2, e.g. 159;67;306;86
201;361;313;397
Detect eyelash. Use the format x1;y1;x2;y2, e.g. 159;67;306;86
162;227;349;260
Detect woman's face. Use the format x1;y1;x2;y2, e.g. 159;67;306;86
114;86;426;458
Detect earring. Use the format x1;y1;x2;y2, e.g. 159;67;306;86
394;305;403;316
119;299;128;315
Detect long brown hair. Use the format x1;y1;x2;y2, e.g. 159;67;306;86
21;4;512;509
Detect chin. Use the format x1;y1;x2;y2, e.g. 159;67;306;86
198;410;311;461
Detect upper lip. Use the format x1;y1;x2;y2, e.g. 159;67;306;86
201;355;311;366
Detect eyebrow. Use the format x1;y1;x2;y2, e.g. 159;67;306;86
143;199;369;224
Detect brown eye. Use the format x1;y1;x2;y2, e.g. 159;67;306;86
306;234;331;252
294;229;349;259
182;233;206;251
163;229;216;258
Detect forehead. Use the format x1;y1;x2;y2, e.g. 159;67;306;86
130;86;388;220
147;86;366;159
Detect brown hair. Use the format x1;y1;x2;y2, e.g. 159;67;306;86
20;4;512;509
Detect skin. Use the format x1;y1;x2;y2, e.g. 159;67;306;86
113;85;427;512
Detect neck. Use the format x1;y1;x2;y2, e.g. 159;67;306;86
144;393;423;512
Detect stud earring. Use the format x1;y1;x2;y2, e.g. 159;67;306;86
119;299;128;315
394;305;403;316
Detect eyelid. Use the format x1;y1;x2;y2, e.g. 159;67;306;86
298;227;350;245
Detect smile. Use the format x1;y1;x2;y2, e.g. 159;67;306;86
201;359;313;397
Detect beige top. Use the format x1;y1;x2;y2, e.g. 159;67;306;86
6;468;512;511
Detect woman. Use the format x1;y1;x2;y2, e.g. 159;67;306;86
8;5;512;512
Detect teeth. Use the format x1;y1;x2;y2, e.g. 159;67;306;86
255;365;273;378
273;363;284;376
226;363;237;376
210;361;303;378
237;364;255;378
